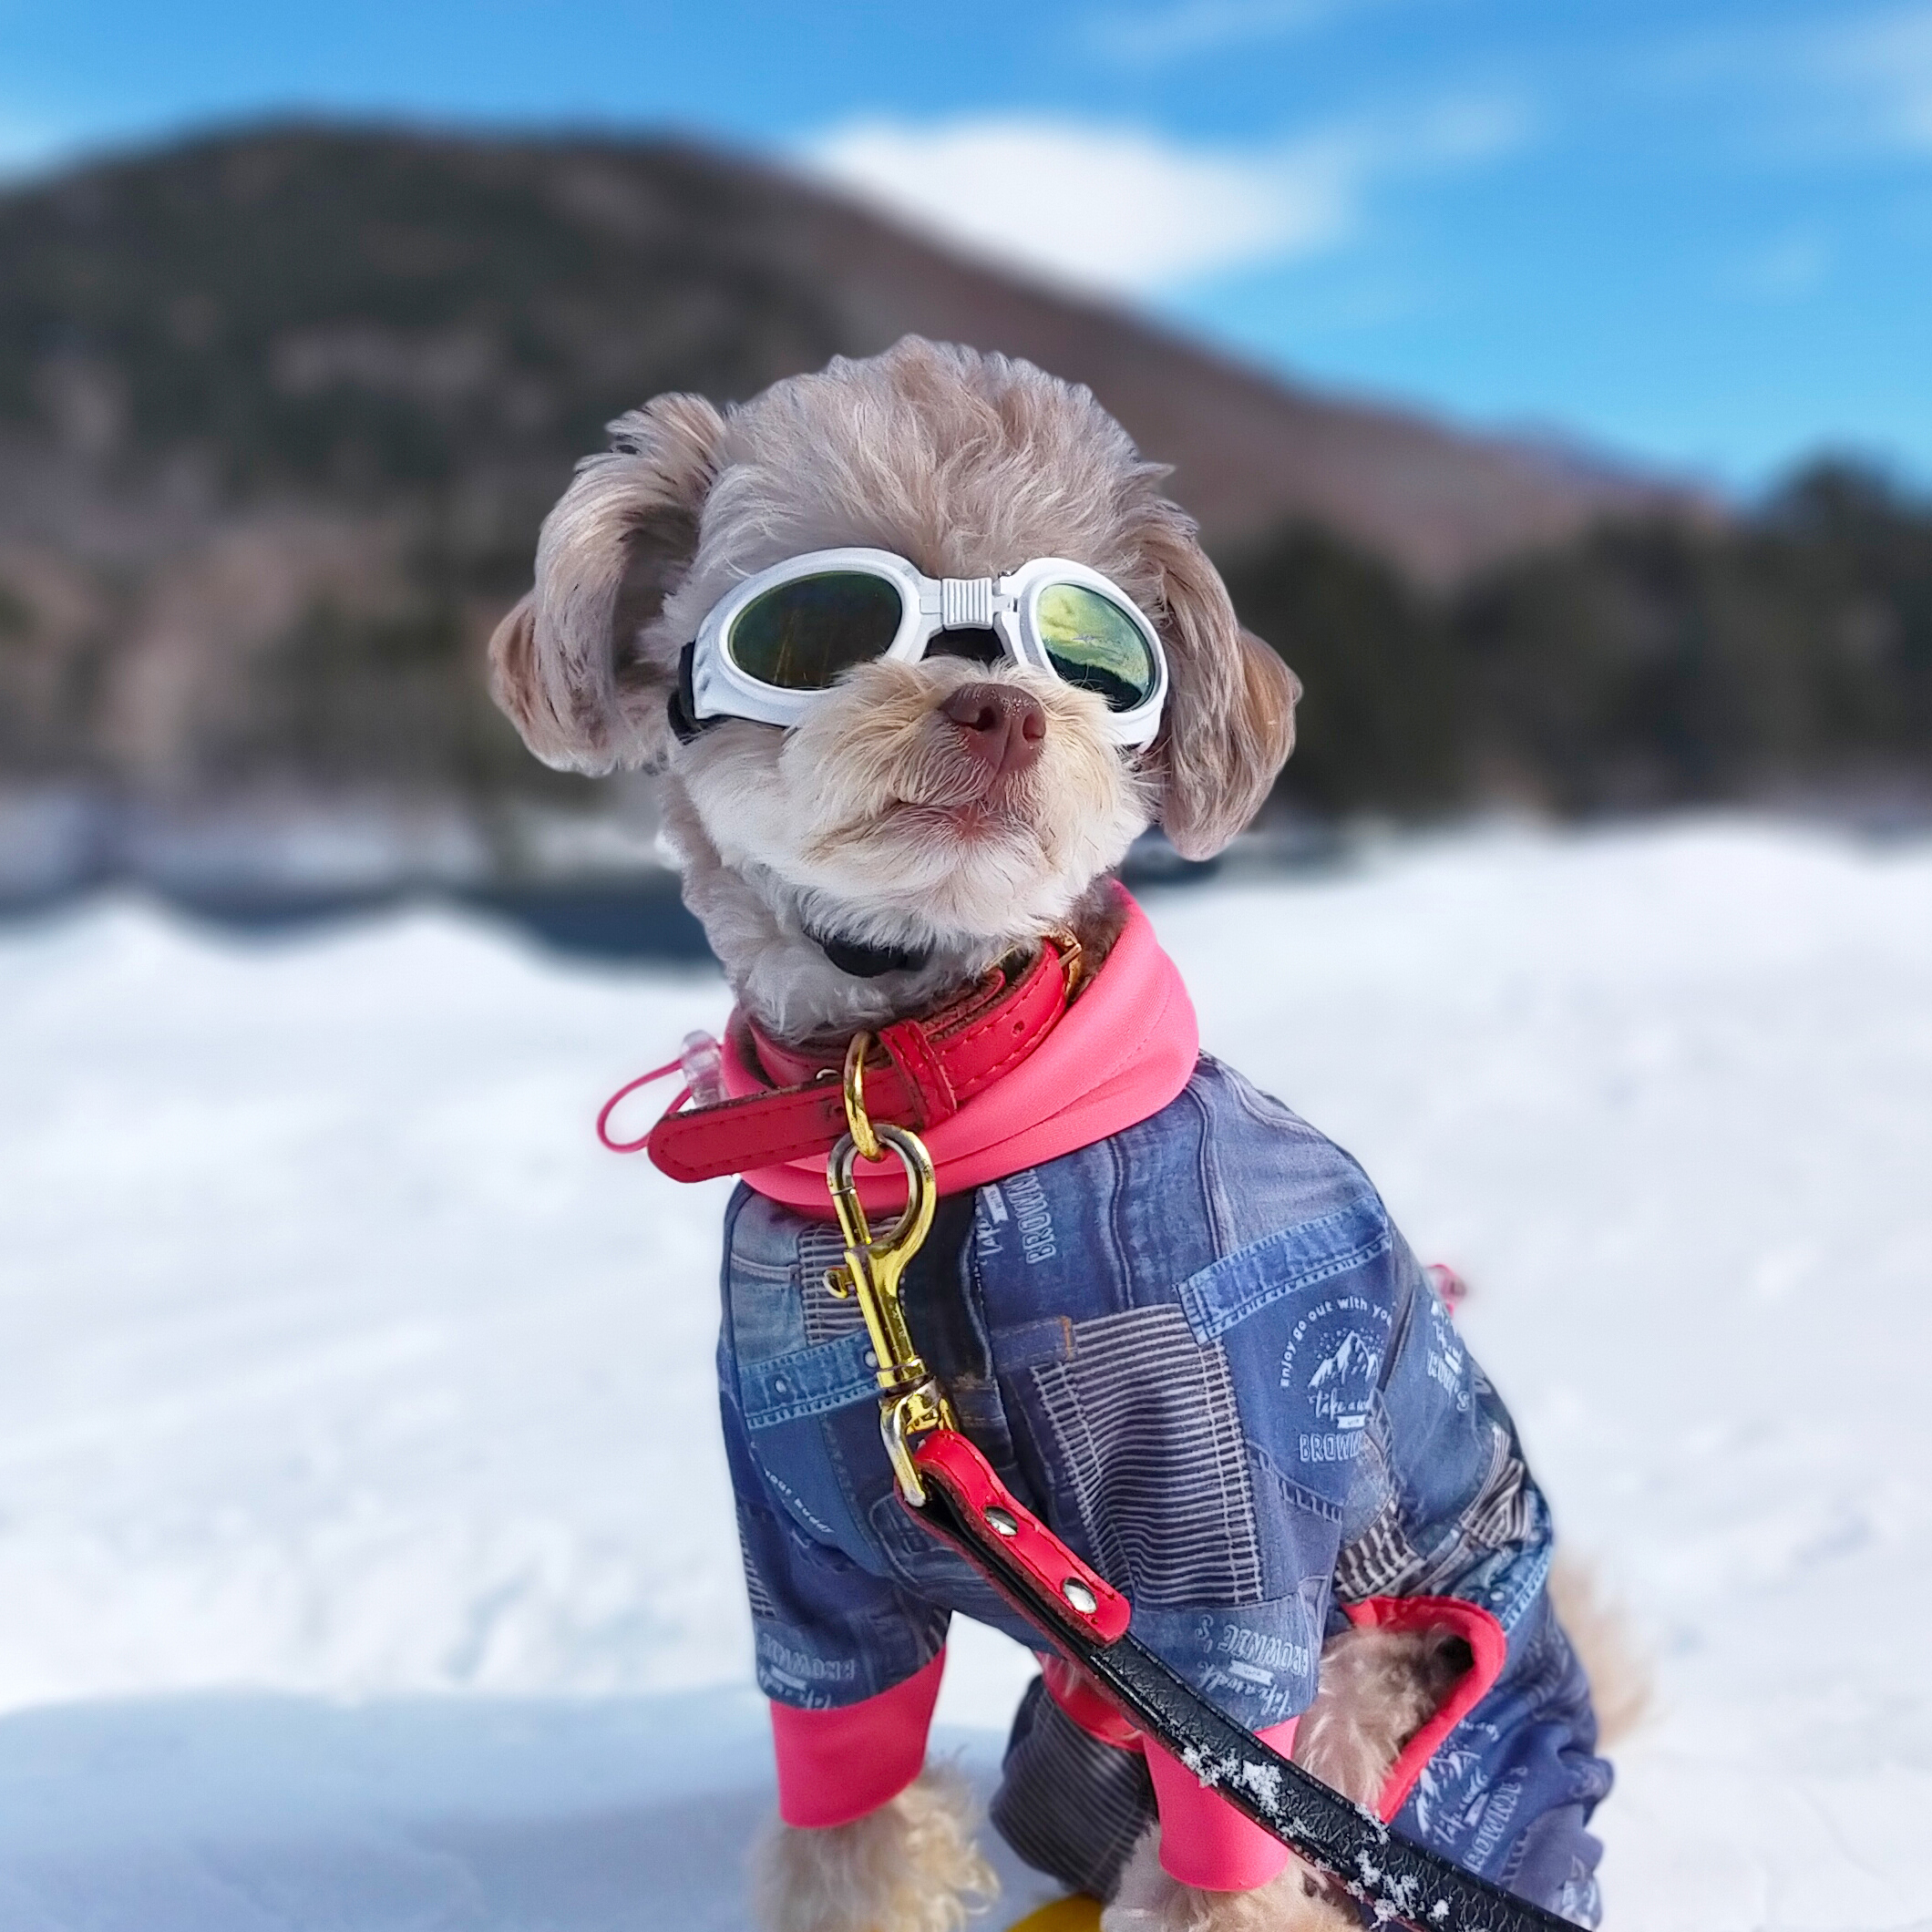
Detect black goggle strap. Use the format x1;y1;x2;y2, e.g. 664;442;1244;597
667;641;729;745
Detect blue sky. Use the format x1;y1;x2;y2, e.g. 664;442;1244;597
3;1;1930;495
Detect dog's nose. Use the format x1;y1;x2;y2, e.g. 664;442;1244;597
939;683;1046;776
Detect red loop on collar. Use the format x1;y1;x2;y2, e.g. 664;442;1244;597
642;940;1070;1185
594;1058;686;1153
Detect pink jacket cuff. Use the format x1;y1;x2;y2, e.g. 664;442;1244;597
1144;1719;1300;1891
768;1649;947;1828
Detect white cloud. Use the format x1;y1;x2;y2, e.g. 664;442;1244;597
1725;231;1832;303
1818;5;1932;151
806;118;1350;294
802;105;1528;298
1660;5;1932;160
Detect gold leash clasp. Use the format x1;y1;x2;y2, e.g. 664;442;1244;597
825;1031;955;1505
840;1033;884;1163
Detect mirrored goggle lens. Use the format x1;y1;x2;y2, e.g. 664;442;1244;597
726;572;904;689
1036;583;1158;714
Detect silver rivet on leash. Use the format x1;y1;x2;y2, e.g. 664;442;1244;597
1061;1577;1097;1614
984;1506;1019;1538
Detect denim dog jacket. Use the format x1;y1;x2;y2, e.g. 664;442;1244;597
717;1053;1612;1922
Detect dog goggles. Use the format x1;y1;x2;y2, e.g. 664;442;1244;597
685;548;1167;749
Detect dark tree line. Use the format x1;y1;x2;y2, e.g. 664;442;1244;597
8;459;1927;825
1221;462;1932;820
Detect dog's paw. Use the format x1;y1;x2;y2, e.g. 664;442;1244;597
1099;1828;1355;1932
751;1766;998;1932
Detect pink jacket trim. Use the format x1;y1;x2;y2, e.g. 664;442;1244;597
1039;1659;1300;1891
1145;1720;1302;1891
722;886;1201;1217
1343;1596;1508;1821
769;1650;947;1829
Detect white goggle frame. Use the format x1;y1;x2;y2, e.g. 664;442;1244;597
689;548;1168;750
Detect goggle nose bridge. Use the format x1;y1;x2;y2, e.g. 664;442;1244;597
918;577;1015;633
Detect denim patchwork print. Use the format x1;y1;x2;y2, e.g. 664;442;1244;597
721;1385;949;1708
1177;1197;1393;1343
796;1222;868;1345
1334;1482;1428;1602
992;1676;1156;1900
737;1514;781;1622
1030;1302;1264;1610
1133;1579;1329;1728
739;1329;877;1429
1397;1591;1609;1916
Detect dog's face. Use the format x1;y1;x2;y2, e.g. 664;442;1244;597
677;653;1150;948
490;338;1300;1028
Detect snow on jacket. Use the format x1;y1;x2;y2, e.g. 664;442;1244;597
716;1052;1612;1921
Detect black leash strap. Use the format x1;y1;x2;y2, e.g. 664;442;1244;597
906;1440;1577;1932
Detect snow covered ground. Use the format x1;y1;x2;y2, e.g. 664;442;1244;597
2;817;1929;1931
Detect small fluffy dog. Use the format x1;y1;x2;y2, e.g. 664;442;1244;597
490;338;1619;1931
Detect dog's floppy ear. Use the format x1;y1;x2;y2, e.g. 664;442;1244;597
1143;508;1301;859
488;393;725;773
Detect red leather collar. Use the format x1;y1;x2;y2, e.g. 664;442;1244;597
646;939;1074;1185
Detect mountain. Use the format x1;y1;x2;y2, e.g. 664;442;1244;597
0;123;1697;570
0;123;1712;902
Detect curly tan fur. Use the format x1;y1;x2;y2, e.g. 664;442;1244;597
1103;1828;1354;1932
1293;1619;1475;1807
489;391;723;774
751;1767;997;1932
1132;510;1300;859
1547;1554;1651;1748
